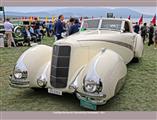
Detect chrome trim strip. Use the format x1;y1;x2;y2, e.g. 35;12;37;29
51;65;69;69
9;75;29;88
85;52;103;84
69;66;85;90
76;92;107;105
76;92;106;98
78;40;133;51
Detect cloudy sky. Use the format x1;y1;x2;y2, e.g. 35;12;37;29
5;7;157;15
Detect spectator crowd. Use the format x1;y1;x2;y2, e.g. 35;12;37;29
2;15;157;49
2;15;81;47
133;21;157;49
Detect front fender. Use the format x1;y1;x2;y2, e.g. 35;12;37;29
10;45;52;88
71;49;127;105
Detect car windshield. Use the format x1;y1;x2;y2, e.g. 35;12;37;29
100;20;122;31
81;19;100;30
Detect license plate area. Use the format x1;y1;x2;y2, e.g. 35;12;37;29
48;88;62;96
80;99;97;110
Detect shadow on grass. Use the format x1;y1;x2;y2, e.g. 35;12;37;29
12;88;89;111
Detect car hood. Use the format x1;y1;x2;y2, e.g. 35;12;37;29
57;30;121;44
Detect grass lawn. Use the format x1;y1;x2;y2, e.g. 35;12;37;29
0;37;157;111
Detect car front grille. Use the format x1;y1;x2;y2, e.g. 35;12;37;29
50;45;71;88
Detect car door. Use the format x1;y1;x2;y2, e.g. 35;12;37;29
121;21;136;48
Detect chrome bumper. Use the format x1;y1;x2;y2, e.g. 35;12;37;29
76;92;107;105
9;75;30;88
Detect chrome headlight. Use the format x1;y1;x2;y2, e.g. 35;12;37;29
14;70;27;79
13;62;28;79
37;76;47;87
84;54;103;93
84;80;98;93
84;79;102;93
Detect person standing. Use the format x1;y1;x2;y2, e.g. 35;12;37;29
48;21;53;37
133;22;140;34
34;18;41;35
140;23;147;43
54;15;65;40
154;29;157;49
4;18;16;47
148;22;154;46
153;24;156;31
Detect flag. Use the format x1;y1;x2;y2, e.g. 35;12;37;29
29;16;33;22
151;14;156;25
138;15;143;25
52;16;55;23
45;16;48;22
128;15;131;20
37;16;40;21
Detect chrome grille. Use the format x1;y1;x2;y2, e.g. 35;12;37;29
50;45;71;88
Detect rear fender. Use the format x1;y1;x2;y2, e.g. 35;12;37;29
134;34;144;58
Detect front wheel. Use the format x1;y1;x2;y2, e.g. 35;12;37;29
131;57;139;63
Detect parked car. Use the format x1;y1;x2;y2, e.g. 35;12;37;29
9;18;143;110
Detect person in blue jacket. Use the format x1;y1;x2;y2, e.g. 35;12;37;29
54;15;65;40
133;22;140;34
69;18;80;35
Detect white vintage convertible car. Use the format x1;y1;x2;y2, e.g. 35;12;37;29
9;18;143;110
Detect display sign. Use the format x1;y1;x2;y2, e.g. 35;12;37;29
107;13;113;18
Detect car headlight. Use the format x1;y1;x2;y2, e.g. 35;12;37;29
14;70;27;79
13;62;28;79
84;79;102;93
14;72;23;79
37;76;47;87
37;79;45;87
85;80;98;93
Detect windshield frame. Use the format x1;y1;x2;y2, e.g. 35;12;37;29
100;19;123;31
80;18;101;30
80;18;124;32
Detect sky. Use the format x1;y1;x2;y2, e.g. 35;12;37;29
4;7;157;15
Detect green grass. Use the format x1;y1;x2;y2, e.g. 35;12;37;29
0;37;157;111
